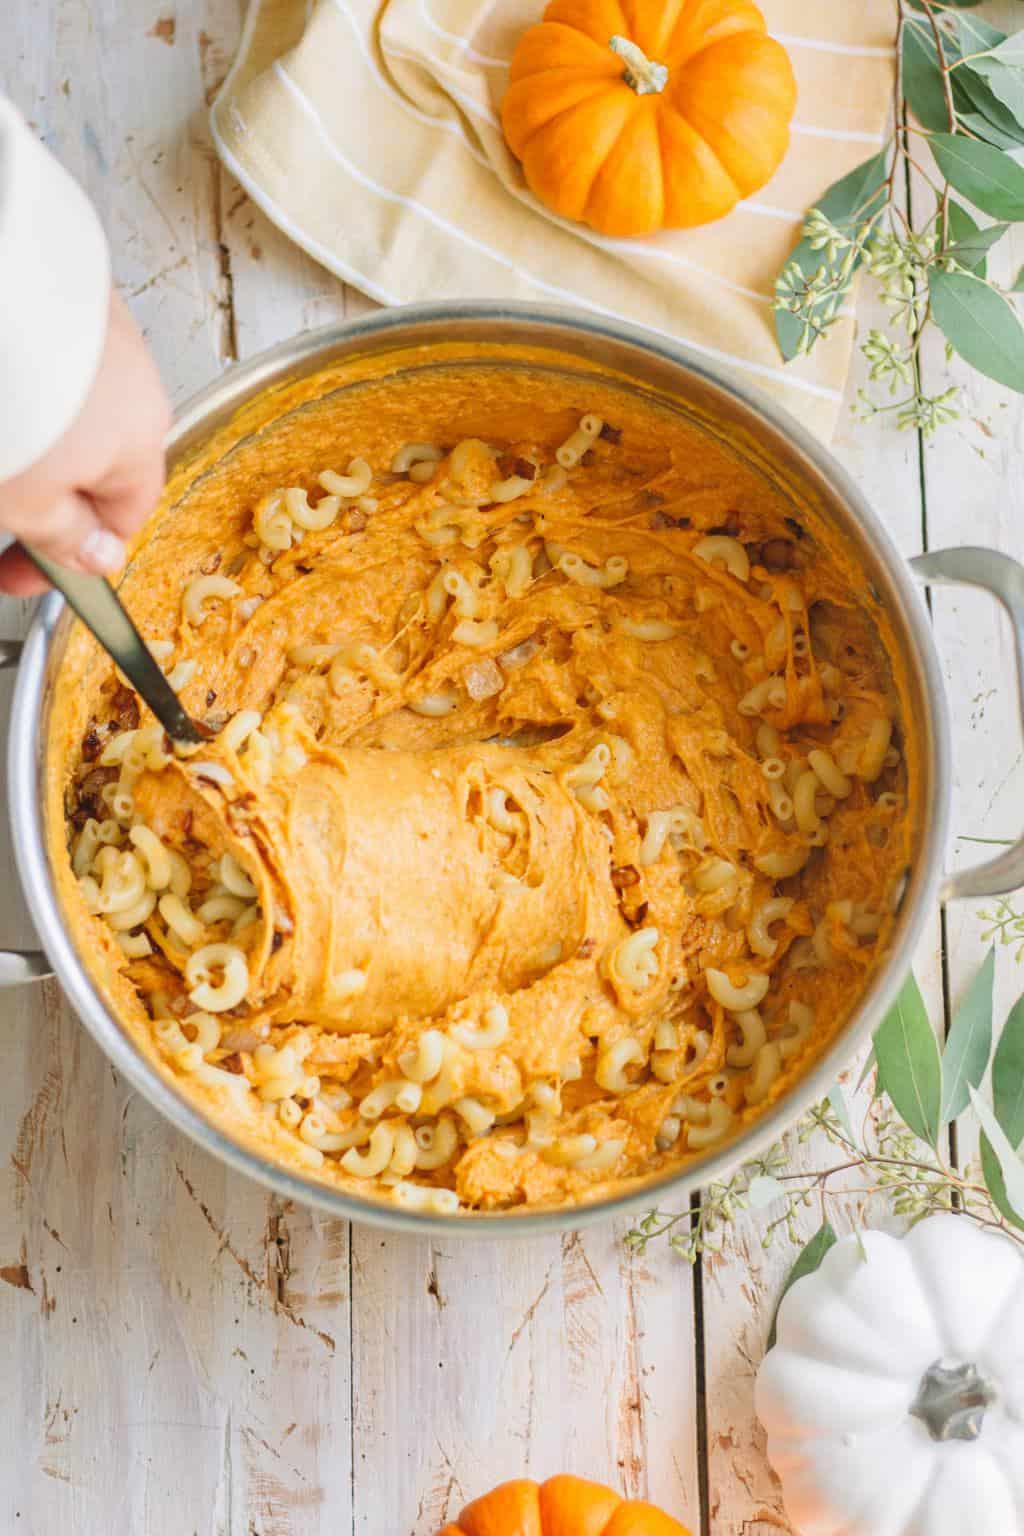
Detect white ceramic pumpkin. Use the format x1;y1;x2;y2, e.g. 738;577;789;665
756;1214;1024;1535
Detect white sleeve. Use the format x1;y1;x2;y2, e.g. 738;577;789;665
0;98;111;483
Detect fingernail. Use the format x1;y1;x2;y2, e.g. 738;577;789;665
80;529;126;576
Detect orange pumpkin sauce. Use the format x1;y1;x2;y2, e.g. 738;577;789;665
49;354;912;1213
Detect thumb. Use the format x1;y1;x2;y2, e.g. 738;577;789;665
0;492;126;596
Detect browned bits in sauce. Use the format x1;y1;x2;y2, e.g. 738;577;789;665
785;516;806;540
109;685;140;731
58;384;912;1214
496;453;537;481
73;765;118;825
580;448;596;468
199;551;223;576
81;726;103;762
760;539;796;572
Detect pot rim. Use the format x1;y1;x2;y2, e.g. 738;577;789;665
7;299;951;1237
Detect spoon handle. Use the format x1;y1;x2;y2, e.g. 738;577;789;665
23;547;204;744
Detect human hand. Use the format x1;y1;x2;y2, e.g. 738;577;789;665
0;290;171;595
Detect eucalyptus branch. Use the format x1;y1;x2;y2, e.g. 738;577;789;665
773;0;1024;430
980;897;1024;962
916;0;957;132
626;1097;1024;1264
913;0;955;244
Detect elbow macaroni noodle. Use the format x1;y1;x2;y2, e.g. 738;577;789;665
65;393;910;1215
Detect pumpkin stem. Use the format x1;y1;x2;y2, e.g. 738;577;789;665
909;1358;998;1443
608;35;668;96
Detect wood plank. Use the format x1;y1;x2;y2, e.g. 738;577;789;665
915;112;1024;1187
701;253;944;1533
0;3;352;1532
919;315;1024;1089
208;57;706;1533
908;0;1024;1188
191;7;369;1532
702;4;1019;1518
1;0;238;1526
349;1217;701;1535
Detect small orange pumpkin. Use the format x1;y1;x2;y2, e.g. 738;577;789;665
501;0;797;237
438;1474;693;1536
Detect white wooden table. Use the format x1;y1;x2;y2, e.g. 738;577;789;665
3;4;1024;1531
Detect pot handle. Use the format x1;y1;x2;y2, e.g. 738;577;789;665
0;640;52;984
910;546;1024;903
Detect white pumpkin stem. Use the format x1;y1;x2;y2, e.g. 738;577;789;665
608;35;668;96
909;1358;997;1443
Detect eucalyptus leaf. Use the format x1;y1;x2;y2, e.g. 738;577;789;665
963;57;1024;134
775;151;888;362
874;972;942;1147
929;268;1024;391
992;991;1024;1142
855;1045;878;1095
944;207;1008;275
766;1222;838;1350
982;984;1024;1233
952;52;1024;148
930;133;1024;219
980;31;1024;69
952;13;1007;52
970;1085;1024;1222
955;64;1024;147
904;19;955;131
981;1136;1024;1230
746;1175;785;1210
1014;266;1024;293
940;946;995;1122
827;1083;857;1145
954;107;1024;150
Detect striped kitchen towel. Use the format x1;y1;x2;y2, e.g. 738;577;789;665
211;0;895;440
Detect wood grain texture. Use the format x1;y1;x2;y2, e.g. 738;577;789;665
700;264;946;1536
899;0;1024;1184
349;1221;699;1534
3;1;1022;1532
698;120;959;1520
2;3;356;1531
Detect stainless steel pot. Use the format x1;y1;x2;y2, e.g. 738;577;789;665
5;302;1024;1235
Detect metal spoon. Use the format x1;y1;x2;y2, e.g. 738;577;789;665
24;547;205;744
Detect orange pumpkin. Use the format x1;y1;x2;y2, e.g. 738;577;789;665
501;0;797;237
438;1474;692;1536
